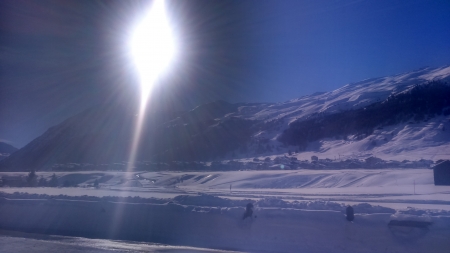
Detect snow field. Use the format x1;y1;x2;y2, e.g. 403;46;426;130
0;229;239;253
1;169;450;210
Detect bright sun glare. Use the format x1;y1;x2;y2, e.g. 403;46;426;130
130;0;176;104
126;0;176;172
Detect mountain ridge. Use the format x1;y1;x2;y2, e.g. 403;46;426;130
0;142;17;154
1;65;450;171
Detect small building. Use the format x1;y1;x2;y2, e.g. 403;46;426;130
433;160;450;185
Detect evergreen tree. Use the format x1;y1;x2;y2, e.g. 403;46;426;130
27;170;37;187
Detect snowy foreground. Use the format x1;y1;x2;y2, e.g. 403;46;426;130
0;230;239;253
1;169;450;252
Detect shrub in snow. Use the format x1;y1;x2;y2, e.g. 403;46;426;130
346;206;354;221
306;201;343;211
352;203;395;214
256;197;289;208
49;174;58;187
243;203;254;220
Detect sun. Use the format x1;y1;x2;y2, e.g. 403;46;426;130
126;0;176;173
130;0;176;102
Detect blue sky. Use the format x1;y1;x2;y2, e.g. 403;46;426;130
234;0;450;102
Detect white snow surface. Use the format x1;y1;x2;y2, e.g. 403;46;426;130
0;230;238;253
1;169;450;211
294;116;450;161
1;169;450;252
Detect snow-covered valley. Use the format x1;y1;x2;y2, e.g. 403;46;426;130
1;66;450;252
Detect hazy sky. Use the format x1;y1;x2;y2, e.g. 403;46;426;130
1;0;450;147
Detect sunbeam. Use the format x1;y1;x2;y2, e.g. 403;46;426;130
127;0;177;172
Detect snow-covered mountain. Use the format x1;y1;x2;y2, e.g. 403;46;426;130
235;66;450;123
228;65;450;161
1;65;450;171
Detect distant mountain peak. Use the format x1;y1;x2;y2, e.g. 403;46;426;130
0;142;17;154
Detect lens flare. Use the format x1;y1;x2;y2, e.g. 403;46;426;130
127;0;176;172
130;0;176;104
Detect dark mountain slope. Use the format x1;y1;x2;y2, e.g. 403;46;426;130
0;104;135;171
0;142;17;154
0;100;259;171
136;100;254;161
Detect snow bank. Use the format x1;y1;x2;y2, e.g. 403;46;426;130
395;207;450;217
1;194;450;252
254;197;396;214
174;194;249;207
0;192;397;214
352;203;396;214
172;195;397;214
